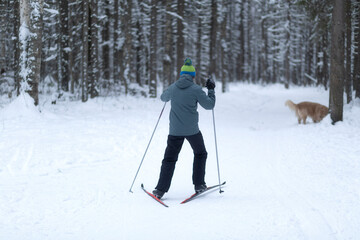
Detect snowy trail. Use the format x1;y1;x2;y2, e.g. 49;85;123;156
260;132;336;240
1;84;360;240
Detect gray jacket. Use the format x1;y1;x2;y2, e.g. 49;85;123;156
161;74;215;136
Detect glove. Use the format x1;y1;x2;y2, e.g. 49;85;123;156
206;78;215;90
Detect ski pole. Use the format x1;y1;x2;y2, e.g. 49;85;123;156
129;102;167;193
212;108;224;193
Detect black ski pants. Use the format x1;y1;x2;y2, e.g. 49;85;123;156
155;131;207;192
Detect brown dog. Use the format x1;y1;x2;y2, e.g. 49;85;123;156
285;100;329;124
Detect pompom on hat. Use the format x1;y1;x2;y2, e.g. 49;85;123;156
180;58;196;77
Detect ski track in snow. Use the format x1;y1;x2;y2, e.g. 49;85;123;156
1;83;360;240
262;132;336;240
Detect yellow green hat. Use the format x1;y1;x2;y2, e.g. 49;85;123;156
180;58;196;77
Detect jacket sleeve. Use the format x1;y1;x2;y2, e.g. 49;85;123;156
160;85;172;102
197;88;215;110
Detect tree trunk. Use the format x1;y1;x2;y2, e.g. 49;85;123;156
209;0;217;78
220;0;228;93
246;1;253;82
59;0;69;92
102;0;111;85
68;1;74;94
353;0;360;99
135;19;142;87
81;0;89;102
163;0;173;89
305;28;313;86
237;0;245;81
149;0;158;98
176;0;185;77
125;0;133;87
89;0;99;98
345;0;352;103
284;0;291;88
113;0;120;86
14;0;21;96
322;33;329;90
315;40;323;87
260;7;269;84
196;1;203;86
19;0;43;106
330;0;345;123
119;0;131;95
0;0;5;75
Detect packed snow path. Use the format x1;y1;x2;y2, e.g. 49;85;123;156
1;84;360;240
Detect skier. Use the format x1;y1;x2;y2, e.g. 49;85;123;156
152;58;216;199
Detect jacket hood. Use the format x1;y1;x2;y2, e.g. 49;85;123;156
175;74;194;89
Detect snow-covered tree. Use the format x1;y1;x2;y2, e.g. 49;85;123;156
1;0;360;104
18;0;44;105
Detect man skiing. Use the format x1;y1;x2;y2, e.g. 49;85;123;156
152;58;216;199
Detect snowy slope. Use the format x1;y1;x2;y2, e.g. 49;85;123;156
1;84;359;240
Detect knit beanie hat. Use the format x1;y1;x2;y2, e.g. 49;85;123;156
180;58;196;77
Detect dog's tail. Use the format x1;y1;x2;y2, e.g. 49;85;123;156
285;100;297;112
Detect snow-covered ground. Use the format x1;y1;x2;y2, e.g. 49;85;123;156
1;84;360;240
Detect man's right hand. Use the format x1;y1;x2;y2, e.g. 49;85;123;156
206;78;215;90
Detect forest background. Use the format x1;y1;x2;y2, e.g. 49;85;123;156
0;0;359;123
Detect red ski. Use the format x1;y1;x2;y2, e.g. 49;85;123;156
141;184;169;208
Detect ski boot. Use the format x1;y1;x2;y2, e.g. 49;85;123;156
195;184;207;193
152;189;165;199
